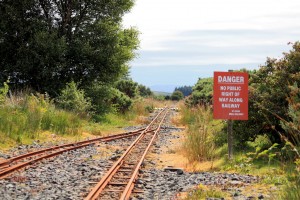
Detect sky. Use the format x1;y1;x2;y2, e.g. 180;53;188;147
122;0;300;92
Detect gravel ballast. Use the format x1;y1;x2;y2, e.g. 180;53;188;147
0;110;276;199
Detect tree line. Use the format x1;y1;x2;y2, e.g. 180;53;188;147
0;0;138;94
0;0;158;117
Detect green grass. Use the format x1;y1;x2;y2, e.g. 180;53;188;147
185;184;226;200
180;104;223;162
0;93;83;145
216;149;300;199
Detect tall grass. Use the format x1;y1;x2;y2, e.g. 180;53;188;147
0;92;83;144
181;104;222;162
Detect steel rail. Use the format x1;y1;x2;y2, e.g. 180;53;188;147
0;128;148;179
0;128;145;168
85;108;168;200
120;110;168;199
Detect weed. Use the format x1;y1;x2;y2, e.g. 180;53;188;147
180;104;222;162
185;184;226;200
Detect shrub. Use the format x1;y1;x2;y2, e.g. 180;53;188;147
56;81;92;115
145;105;154;113
171;90;184;101
115;79;138;98
111;89;133;113
85;83;115;115
247;134;272;152
138;84;152;97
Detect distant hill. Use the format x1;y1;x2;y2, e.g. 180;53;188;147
150;85;177;93
153;91;172;96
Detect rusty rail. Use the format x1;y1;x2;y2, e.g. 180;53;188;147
0;128;149;179
85;108;169;200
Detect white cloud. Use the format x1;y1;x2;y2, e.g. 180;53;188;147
123;0;300;88
124;0;300;50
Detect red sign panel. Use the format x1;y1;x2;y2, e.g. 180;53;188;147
213;71;248;120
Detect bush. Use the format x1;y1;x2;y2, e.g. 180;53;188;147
145;105;154;113
111;88;133;113
247;134;272;152
171;90;184;101
187;78;213;106
56;81;92;115
115;79;138;98
138;84;152;97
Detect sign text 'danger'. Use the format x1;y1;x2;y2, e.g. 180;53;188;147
218;75;244;83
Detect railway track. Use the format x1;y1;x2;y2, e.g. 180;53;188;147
0;128;150;180
85;107;169;200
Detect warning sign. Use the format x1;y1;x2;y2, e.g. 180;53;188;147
213;71;248;120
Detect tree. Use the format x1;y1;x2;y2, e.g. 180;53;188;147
171;90;184;101
174;86;192;97
0;0;139;95
138;84;153;97
115;79;138;98
233;42;300;147
188;78;213;106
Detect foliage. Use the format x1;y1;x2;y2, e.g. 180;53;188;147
110;88;133;114
171;90;184;101
174;85;192;97
85;82;132;117
145;105;154;113
115;79;138;98
280;178;300;200
0;93;82;144
153;95;167;101
247;134;272;154
56;81;92;115
0;0;139;95
85;83;116;115
187;77;213;106
181;105;221;161
279;82;300;199
137;84;152;97
280;83;300;146
234;42;300;146
185;184;225;200
0;80;9;104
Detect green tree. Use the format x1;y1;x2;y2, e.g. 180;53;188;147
138;84;153;97
171;90;184;101
174;86;192;97
85;83;133;116
115;79;138;98
110;89;133;114
0;0;139;95
188;78;213;106
233;42;300;147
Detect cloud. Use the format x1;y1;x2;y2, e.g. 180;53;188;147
123;0;300;88
130;28;296;67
